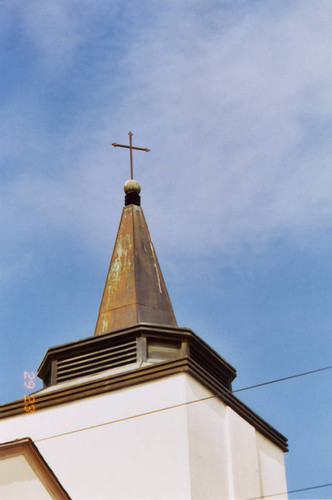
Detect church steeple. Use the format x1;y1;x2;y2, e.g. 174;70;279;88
12;139;288;496
94;179;177;335
1;133;288;500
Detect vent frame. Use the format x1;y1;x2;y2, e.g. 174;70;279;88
38;324;236;391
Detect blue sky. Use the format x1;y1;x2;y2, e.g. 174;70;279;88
1;0;332;497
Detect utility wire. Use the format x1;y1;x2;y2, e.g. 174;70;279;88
31;365;332;499
34;364;332;443
35;395;214;442
233;365;332;393
247;481;332;499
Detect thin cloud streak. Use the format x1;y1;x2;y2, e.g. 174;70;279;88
1;0;332;277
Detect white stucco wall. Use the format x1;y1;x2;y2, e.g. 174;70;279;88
0;455;52;499
184;376;287;500
0;373;287;499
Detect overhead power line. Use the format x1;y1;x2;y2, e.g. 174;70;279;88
233;365;332;393
35;395;216;442
32;364;332;498
35;364;332;443
247;481;332;499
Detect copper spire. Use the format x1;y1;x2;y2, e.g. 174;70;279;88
94;180;177;335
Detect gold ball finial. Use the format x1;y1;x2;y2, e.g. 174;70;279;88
124;179;141;194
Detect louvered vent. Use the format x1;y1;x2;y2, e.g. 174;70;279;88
57;339;137;383
190;345;231;390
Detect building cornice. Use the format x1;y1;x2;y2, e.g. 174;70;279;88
0;356;288;452
37;324;236;389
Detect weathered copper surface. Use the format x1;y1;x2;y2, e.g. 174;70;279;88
94;204;177;335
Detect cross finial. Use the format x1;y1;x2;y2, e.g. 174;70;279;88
112;131;150;180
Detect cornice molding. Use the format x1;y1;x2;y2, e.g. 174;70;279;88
0;357;288;452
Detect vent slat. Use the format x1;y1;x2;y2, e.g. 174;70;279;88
56;338;137;383
57;350;136;377
58;345;136;370
57;355;136;382
58;340;136;366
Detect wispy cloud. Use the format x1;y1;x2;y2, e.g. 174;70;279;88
1;0;332;283
111;1;332;252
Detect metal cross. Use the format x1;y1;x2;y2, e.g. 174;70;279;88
112;131;150;180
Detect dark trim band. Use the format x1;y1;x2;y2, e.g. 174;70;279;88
0;357;288;452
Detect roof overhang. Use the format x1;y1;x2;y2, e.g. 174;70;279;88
0;437;70;499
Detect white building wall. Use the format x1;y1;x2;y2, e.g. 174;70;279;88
256;432;288;500
0;455;52;499
226;406;261;499
0;373;287;499
185;376;231;499
184;376;287;500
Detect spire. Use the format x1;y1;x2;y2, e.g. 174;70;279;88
94;180;177;335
